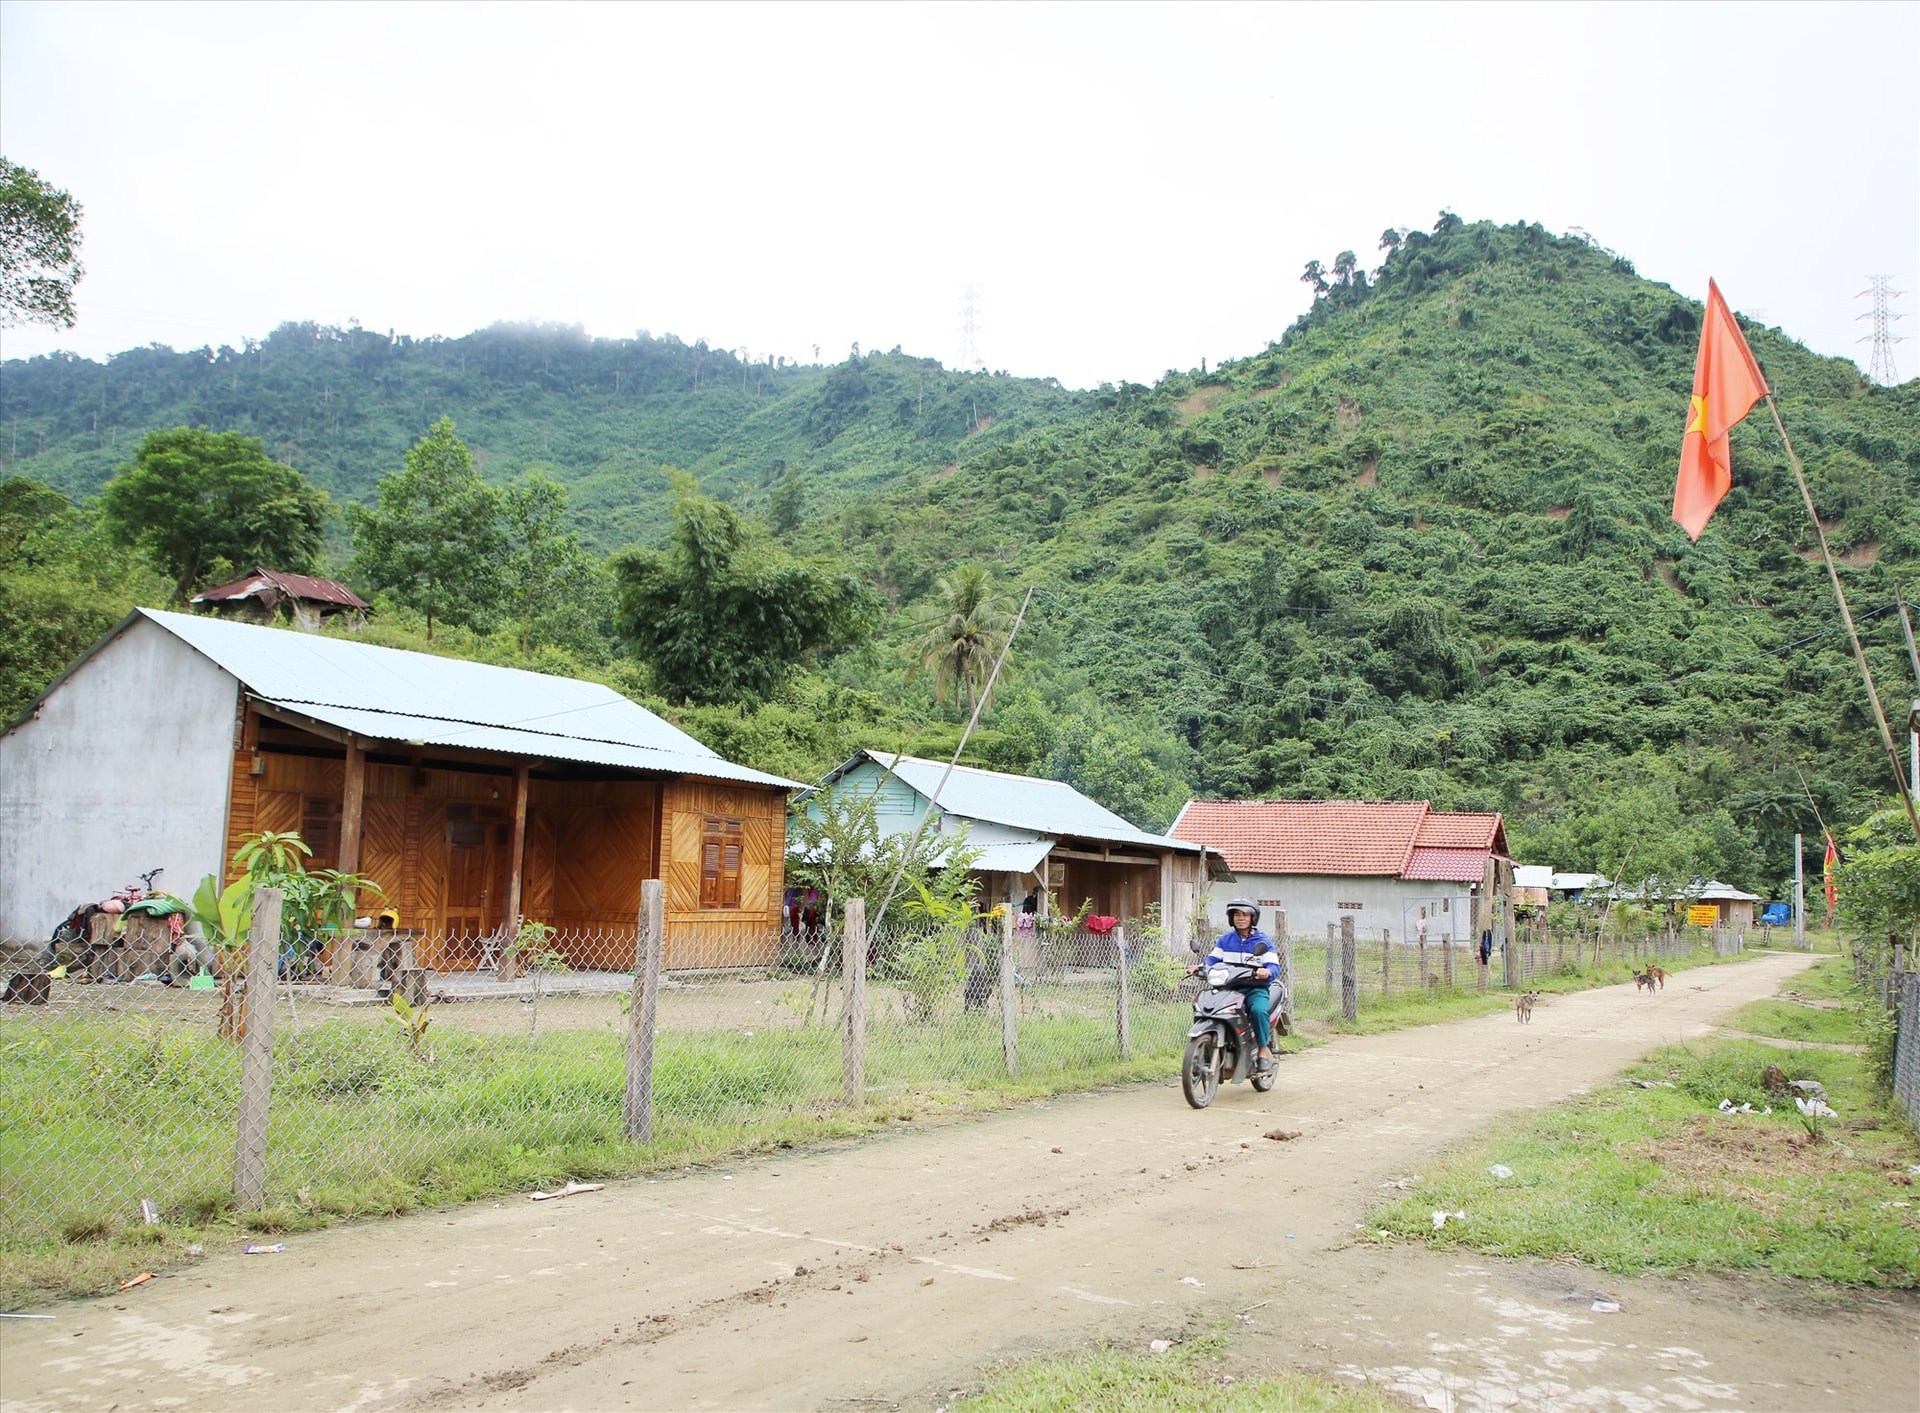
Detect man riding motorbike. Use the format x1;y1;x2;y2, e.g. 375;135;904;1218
1193;898;1281;1074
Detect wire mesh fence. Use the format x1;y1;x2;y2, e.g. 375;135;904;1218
0;890;1742;1246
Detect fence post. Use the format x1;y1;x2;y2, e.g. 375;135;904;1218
233;886;283;1211
622;879;665;1142
1340;915;1357;1022
1115;925;1131;1060
1325;921;1337;1000
1382;929;1391;996
1274;910;1292;1032
842;898;867;1108
1000;904;1018;1076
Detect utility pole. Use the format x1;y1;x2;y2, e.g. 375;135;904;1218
1898;586;1920;800
1857;275;1907;386
1793;833;1806;951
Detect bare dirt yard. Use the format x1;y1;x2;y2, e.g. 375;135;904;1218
5;950;1916;1412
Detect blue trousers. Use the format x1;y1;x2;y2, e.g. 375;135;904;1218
1245;987;1274;1048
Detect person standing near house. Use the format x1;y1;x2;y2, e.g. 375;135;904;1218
1195;898;1281;1074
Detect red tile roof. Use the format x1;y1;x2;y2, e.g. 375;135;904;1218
1402;847;1492;883
1171;799;1508;879
1171;800;1430;876
1412;811;1504;851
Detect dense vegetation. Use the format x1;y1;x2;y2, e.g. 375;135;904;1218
5;215;1917;900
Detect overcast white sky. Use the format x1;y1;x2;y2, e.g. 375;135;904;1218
2;1;1914;389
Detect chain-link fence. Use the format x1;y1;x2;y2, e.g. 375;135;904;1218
0;889;1739;1247
1893;972;1920;1131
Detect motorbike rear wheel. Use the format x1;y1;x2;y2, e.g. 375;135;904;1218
1251;1065;1277;1093
1181;1034;1219;1109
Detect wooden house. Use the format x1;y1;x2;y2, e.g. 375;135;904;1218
0;609;797;970
800;750;1224;952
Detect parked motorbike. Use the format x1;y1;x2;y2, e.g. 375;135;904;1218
1180;938;1284;1109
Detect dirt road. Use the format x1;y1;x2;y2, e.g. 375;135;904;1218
5;951;1916;1412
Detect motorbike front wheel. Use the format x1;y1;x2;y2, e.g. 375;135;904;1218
1181;1034;1219;1109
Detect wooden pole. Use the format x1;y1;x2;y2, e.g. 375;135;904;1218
337;738;365;876
1114;925;1131;1060
504;761;531;928
999;904;1018;1076
233;886;283;1211
1768;394;1920;844
1339;915;1357;1022
841;898;867;1108
1274;910;1292;1033
622;879;664;1142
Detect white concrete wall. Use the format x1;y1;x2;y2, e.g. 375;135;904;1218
0;619;238;941
1206;872;1476;943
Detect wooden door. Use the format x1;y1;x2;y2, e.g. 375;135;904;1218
442;805;508;955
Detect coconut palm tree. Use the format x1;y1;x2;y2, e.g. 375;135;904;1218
910;564;1011;716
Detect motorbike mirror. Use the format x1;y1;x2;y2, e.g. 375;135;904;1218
1189;936;1206;955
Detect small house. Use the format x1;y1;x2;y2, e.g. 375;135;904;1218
799;750;1222;952
0;609;799;969
1169;798;1512;942
190;568;372;631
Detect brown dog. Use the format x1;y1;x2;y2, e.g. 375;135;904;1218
1515;991;1539;1023
1633;966;1666;993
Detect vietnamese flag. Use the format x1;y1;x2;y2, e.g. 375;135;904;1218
1673;279;1770;540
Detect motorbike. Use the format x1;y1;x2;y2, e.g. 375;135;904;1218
1180;938;1285;1109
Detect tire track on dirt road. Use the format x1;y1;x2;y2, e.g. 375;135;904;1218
5;951;1913;1412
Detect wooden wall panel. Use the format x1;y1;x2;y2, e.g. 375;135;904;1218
360;799;407;914
522;811;556;923
665;806;705;917
661;781;788;924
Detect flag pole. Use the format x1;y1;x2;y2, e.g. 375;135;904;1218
1764;393;1920;845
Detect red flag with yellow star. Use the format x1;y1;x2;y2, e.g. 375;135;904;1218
1673;279;1769;540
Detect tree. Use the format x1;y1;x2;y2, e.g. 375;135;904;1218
1332;251;1359;287
1378;228;1404;253
910;564;1011;717
611;471;877;704
348;418;505;639
0;157;83;328
768;467;807;534
501;471;601;654
1300;259;1328;296
100;427;329;600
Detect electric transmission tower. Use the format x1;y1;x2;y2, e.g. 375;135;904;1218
957;285;985;372
1857;274;1907;385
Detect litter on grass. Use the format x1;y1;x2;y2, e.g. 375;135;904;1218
1488;1164;1515;1179
117;1272;153;1291
530;1180;605;1202
242;1243;285;1255
1432;1210;1466;1231
1795;1096;1839;1120
1717;1099;1771;1115
1179;1276;1205;1287
1591;1300;1622;1314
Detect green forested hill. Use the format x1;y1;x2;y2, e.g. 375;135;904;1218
4;217;1917;898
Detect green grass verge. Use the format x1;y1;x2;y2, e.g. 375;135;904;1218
1720;998;1861;1046
0;1001;1192;1308
960;1335;1409;1412
1368;971;1920;1287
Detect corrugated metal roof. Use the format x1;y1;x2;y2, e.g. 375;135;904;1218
968;839;1056;875
1512;865;1553;889
192;569;370;609
833;750;1201;854
140;609;800;790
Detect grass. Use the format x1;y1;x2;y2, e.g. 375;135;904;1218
1368;962;1920;1287
958;1335;1412;1413
0;994;1195;1308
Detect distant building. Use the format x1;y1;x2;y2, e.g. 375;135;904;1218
190;568;371;631
1170;799;1512;942
1512;867;1609;909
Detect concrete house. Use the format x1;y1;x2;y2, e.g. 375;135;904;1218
0;609;799;968
800;750;1222;950
1170;799;1512;942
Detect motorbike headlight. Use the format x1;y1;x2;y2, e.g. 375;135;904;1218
1206;964;1233;987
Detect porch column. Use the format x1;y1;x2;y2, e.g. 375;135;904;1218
504;762;531;926
338;738;366;876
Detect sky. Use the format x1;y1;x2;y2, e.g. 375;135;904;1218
1;1;1915;389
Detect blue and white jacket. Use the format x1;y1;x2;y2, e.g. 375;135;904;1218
1206;926;1283;1003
